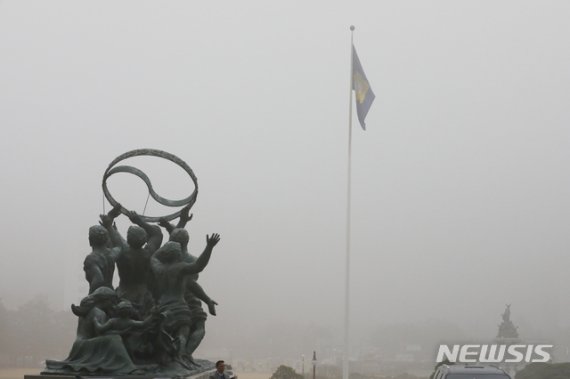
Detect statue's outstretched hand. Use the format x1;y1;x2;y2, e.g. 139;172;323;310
180;205;193;224
128;211;142;224
207;300;218;316
158;217;170;229
109;203;122;219
206;233;220;248
99;214;113;228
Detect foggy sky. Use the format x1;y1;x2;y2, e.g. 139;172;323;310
0;0;569;357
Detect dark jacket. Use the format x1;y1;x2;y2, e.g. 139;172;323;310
209;372;232;379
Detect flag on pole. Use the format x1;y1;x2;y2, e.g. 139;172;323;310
352;45;375;130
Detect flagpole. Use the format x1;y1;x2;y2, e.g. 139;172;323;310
343;24;355;379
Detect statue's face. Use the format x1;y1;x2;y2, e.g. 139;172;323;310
89;225;109;247
115;301;135;317
127;226;147;248
170;228;189;248
90;287;117;310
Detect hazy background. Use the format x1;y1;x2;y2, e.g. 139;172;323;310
0;0;569;368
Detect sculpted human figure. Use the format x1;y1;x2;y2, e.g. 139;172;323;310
84;222;120;294
45;150;225;377
99;300;158;361
159;207;218;362
100;206;163;317
497;304;518;339
45;287;141;375
502;304;511;322
151;234;220;368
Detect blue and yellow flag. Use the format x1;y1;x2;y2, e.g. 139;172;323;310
352;45;375;130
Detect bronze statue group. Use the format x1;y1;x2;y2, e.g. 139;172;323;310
44;204;221;376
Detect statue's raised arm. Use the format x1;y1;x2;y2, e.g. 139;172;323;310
158;217;176;235
158;204;193;236
176;204;193;230
179;234;220;277
99;203;127;253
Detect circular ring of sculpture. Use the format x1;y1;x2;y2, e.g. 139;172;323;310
102;148;198;222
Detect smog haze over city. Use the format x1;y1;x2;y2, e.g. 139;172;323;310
0;1;569;376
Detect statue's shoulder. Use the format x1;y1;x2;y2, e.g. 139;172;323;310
182;253;196;264
84;250;113;267
116;248;131;261
84;252;98;266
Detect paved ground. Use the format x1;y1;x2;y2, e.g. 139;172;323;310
235;372;270;379
0;368;40;379
0;369;270;379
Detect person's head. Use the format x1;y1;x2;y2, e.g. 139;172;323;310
89;225;109;247
155;241;182;263
114;300;137;318
72;286;117;316
170;228;189;248
215;360;225;373
91;286;118;311
127;225;147;248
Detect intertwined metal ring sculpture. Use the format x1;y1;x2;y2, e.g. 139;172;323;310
102;149;198;222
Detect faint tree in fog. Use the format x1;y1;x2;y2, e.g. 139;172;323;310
0;298;9;354
270;365;304;379
515;362;570;379
370;320;466;359
0;295;75;365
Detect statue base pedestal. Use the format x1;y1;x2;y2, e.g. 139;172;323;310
27;370;215;379
33;359;215;379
